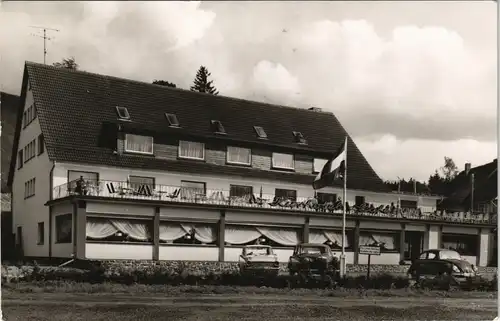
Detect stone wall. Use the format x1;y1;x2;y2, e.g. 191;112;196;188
97;260;498;280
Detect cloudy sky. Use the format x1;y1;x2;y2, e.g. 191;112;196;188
0;1;497;181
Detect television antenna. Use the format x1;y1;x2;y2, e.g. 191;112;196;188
29;26;60;65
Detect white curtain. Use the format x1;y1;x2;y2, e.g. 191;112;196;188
110;219;150;241
324;230;350;248
86;219;118;239
227;146;251;164
272;152;294;169
179;141;204;159
181;223;217;243
225;226;262;245
125;134;153;153
371;233;396;250
257;227;299;246
158;223;186;242
309;231;328;244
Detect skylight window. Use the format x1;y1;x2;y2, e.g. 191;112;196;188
165;113;180;127
254;126;267;139
293;131;307;144
211;120;226;134
115;106;130;120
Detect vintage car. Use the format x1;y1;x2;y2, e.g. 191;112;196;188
238;245;280;278
288;243;340;288
407;249;482;290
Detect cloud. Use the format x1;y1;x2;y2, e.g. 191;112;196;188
248;60;301;105
0;2;496;179
274;20;496;142
357;134;497;181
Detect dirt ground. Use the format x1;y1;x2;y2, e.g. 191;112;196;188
2;292;498;321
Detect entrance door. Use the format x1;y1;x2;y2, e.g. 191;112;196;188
404;231;424;261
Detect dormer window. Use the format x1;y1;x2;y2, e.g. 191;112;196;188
293;131;307;144
115;106;130;120
211;120;226;134
165;113;180;127
254;126;267;139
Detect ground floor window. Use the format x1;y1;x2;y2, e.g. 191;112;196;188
160;222;217;245
86;217;152;242
359;231;399;252
37;222;45;245
56;214;73;243
309;229;353;250
224;225;301;247
441;233;478;256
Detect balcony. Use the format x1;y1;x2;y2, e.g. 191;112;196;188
52;179;497;225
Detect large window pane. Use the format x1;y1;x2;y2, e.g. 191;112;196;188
275;188;297;201
129;176;155;195
180;180;206;199
442;233;478;256
227;146;251;165
56;214;72;244
179;141;205;160
272;152;294;169
125;134;153;154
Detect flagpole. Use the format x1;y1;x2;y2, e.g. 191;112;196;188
341;136;347;279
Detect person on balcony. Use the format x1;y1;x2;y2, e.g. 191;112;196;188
75;176;88;196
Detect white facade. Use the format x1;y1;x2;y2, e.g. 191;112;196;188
11;82;53;258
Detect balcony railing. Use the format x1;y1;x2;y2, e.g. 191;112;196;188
52;179;497;225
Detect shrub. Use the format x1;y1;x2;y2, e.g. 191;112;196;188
338;274;410;289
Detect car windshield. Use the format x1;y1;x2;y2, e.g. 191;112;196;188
440;250;461;260
244;247;271;256
299;246;326;254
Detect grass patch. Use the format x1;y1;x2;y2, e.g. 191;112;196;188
2;280;497;299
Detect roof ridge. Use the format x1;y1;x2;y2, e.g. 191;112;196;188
25;61;333;115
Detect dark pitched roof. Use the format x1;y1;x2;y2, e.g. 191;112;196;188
443;159;498;210
8;62;388;192
1;92;20;192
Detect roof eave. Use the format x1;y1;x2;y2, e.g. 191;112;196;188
7;64;29;188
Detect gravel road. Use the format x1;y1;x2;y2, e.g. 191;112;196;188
2;292;497;321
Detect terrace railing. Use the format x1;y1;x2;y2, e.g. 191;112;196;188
52;179;497;225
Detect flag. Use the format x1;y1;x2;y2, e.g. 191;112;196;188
313;138;346;190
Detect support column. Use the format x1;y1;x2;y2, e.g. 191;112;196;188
303;217;310;243
74;200;87;260
353;220;360;265
477;228;491;267
438;225;443;249
399;223;406;263
423;224;430;250
153;207;160;261
218;210;226;262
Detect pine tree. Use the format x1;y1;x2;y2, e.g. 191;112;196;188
190;66;219;95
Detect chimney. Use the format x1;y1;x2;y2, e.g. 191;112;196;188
308;107;322;112
465;163;471;175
